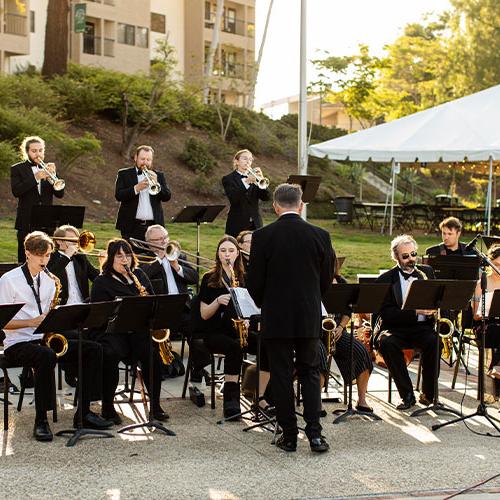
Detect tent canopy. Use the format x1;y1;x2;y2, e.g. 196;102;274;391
308;84;500;163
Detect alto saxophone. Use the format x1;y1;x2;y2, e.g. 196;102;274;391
321;314;337;356
227;260;248;349
42;267;68;357
125;265;174;366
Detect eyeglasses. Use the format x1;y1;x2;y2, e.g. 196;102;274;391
149;236;168;243
115;253;132;260
401;251;418;260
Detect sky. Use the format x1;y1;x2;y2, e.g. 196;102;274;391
254;0;452;114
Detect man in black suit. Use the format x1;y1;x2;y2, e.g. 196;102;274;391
375;235;438;410
426;217;475;256
247;183;334;453
222;149;270;237
115;145;171;245
11;136;64;263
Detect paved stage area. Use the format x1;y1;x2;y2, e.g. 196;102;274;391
1;344;499;499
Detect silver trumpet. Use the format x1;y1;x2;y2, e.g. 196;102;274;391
142;167;161;195
38;160;65;191
245;166;269;189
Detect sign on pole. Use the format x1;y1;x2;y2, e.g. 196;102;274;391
74;3;87;33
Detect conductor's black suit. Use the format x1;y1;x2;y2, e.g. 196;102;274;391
247;213;334;441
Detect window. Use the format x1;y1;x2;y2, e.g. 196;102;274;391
205;2;212;21
117;23;135;46
151;13;165;34
136;27;149;48
30;10;35;33
224;8;236;34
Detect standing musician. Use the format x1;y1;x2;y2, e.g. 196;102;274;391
11;136;65;264
236;230;252;273
0;232;110;441
47;225;100;305
222;149;270;237
115;145;171;246
89;238;168;424
195;236;271;420
426;217;476;256
374;235;438;410
247;184;334;453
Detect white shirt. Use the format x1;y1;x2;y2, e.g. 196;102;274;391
31;165;41;195
399;269;426;322
238;171;251;190
59;251;84;305
134;169;154;221
159;257;184;294
0;266;56;350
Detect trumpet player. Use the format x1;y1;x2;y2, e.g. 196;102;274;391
222;149;270;237
11;136;65;263
0;232;110;441
115;145;171;247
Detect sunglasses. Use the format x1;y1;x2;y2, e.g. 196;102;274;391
401;251;418;260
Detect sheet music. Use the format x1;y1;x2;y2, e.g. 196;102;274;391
231;287;260;318
321;302;327;316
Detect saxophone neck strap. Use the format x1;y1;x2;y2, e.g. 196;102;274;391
21;263;43;315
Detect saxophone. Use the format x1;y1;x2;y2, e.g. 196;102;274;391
321;314;337;355
42;267;68;357
124;265;174;366
227;260;248;349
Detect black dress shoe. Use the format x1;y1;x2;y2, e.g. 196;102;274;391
275;435;297;452
355;404;374;414
76;411;113;430
152;407;170;422
102;409;122;425
319;409;327;418
309;436;330;453
33;420;53;442
419;393;432;406
396;393;416;410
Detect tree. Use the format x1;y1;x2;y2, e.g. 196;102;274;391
42;0;69;77
203;0;224;103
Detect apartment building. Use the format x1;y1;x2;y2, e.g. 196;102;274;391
3;0;255;107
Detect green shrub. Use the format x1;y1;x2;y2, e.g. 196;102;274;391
179;138;217;174
0;141;20;177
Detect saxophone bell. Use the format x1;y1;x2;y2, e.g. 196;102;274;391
43;333;68;358
322;314;337;355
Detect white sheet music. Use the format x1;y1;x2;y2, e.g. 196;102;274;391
231;287;260;318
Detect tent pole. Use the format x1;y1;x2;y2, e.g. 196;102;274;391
389;159;396;236
487;156;493;236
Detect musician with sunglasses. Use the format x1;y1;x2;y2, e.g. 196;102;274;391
374;235;438;411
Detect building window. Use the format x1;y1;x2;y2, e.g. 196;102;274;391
151;13;165;34
136;27;149;48
224;8;236;34
30;10;35;33
117;23;135;46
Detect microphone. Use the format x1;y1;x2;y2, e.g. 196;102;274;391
465;234;481;250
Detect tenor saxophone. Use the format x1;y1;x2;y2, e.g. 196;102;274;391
227;260;248;349
42;268;68;357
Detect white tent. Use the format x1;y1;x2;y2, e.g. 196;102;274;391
308;84;500;234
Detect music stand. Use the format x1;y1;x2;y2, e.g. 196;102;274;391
29;205;85;233
171;205;225;290
400;279;476;418
286;175;321;203
118;294;187;436
0;304;24;404
323;283;390;424
35;302;117;446
426;255;480;281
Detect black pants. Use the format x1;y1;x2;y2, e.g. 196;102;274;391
121;221;155;253
4;338;103;413
264;337;322;440
378;325;438;399
17;229;29;264
97;331;162;412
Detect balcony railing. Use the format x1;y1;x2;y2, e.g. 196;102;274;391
83;34;102;55
4;13;27;35
213;62;253;80
205;15;254;38
104;38;114;57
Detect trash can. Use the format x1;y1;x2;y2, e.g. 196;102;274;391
334;195;355;223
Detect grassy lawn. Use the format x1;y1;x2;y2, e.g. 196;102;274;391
0;217;440;282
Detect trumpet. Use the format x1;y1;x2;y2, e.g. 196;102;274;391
142;167;161;195
38;160;65;191
244;166;269;189
322;314;337;355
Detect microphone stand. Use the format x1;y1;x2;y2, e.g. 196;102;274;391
433;240;500;434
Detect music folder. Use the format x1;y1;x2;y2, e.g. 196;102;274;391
230;287;260;318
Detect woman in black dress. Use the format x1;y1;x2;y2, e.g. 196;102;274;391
90;238;167;424
197;235;271;419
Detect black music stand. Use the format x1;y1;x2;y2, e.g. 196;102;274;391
433;257;500;434
118;294;187;436
426;255;480;281
35;302;117;446
286;175;321;203
401;280;476;419
0;304;24;403
29;205;85;233
324;283;390;424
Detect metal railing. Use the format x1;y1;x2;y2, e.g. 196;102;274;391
4;13;27;36
83;34;102;56
104;38;114;57
204;15;254;38
213;62;253;80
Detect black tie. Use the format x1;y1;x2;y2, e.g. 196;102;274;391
400;268;419;280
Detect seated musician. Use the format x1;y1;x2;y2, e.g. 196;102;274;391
0;232;110;441
426;217;476;256
236;230;253;273
196;235;271;419
141;224;210;381
472;244;500;379
318;269;373;414
89;238;168;424
374;235;438;410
